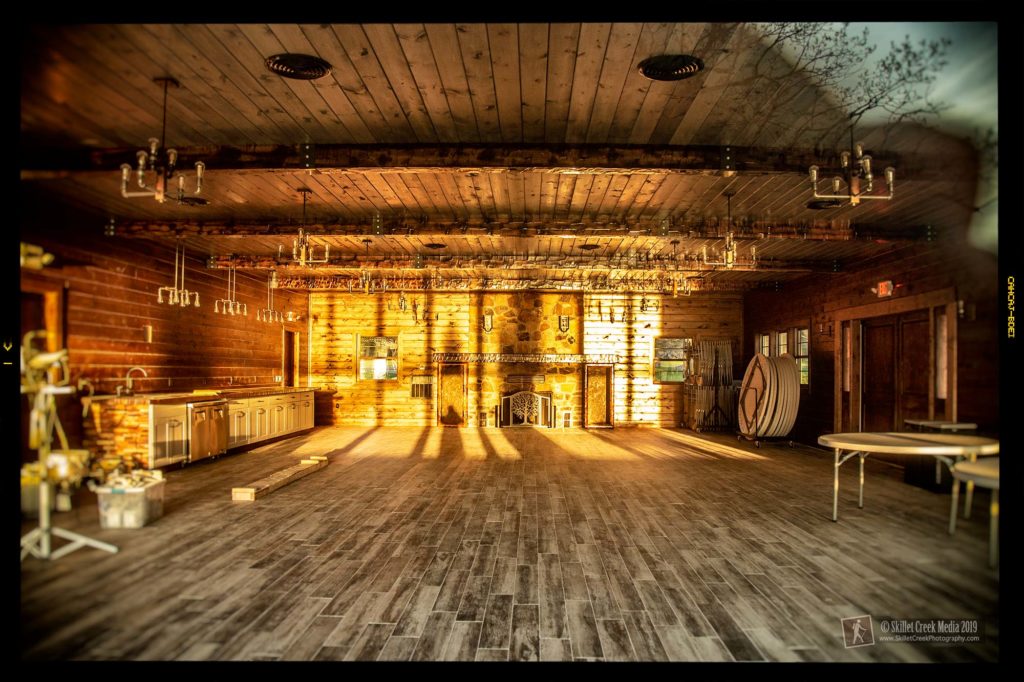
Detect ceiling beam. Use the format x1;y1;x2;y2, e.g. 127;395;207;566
24;142;918;176
108;219;937;242
208;254;830;275
271;274;756;294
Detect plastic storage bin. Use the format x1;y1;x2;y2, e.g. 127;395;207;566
95;478;166;529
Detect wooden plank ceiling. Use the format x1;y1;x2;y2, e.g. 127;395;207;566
20;22;979;291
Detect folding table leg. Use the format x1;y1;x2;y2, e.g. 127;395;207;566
949;478;960;535
989;489;999;568
832;449;840;522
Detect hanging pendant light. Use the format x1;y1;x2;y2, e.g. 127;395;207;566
119;77;206;205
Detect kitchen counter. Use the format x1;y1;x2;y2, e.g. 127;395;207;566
83;387;314;406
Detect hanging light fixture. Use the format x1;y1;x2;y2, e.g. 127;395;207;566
214;266;246;316
702;193;757;269
256;271;283;323
808;125;895;206
120;77;206;204
157;243;199;307
278;188;329;266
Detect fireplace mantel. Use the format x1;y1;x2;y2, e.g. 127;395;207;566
432;353;616;364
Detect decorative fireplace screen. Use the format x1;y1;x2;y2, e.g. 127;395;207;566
498;391;553;428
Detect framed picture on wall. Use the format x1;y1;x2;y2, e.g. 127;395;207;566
652;337;692;383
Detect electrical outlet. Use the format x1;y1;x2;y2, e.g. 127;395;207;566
274;375;282;382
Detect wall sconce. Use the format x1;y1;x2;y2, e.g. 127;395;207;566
639;295;659;313
482;312;494;333
817;319;834;337
142;325;153;343
558;315;570;333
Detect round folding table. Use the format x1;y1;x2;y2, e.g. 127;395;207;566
817;432;999;522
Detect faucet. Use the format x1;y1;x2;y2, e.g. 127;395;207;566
125;367;148;394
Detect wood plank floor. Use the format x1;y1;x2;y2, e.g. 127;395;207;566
20;427;999;662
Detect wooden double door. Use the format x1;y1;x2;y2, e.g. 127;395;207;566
861;309;933;432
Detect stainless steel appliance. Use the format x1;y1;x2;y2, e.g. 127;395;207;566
187;400;228;462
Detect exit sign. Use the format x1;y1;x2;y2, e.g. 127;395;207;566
876;280;894;297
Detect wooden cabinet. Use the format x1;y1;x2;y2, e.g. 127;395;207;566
225;391;315;451
250;398;270;442
286;400;299;433
268;396;287;437
148;404;188;468
300;393;314;429
227;399;250;448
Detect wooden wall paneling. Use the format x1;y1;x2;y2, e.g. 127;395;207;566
631;24;709;144
583;292;744;426
517;24;550;144
584;23;642;144
23;233;303;451
454;23;503;142
946;301;958;422
264;24;374;143
747;240;997;441
487;24;524;143
208;24;334;143
543;23;582;143
564;23;612;143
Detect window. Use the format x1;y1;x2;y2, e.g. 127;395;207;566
411;375;433;398
757;333;770;356
776;331;788;357
358;335;398;380
794;328;809;385
653;337;692;383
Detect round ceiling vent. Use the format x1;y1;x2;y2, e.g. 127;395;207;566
806;200;845;210
178;196;208;207
424;243;446;249
578;243;601;251
265;53;333;80
638;55;704;81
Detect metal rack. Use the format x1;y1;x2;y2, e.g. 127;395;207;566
682;341;736;432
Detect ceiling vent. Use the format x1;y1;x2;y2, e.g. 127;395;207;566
638;55;704;81
265;53;333;80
